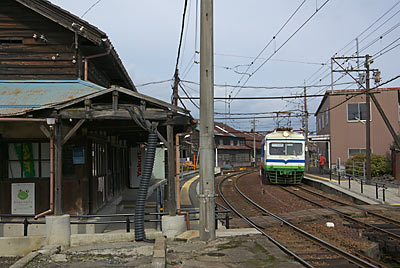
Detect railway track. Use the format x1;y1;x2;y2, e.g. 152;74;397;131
218;171;384;268
281;185;400;242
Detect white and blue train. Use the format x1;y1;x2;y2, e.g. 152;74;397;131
260;128;305;184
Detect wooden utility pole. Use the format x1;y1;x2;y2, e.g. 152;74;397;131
172;70;179;106
167;124;176;216
54;121;63;215
365;55;372;181
199;0;215;241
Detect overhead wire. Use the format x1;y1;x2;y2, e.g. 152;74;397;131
229;0;308;97
231;0;330;100
305;0;400;85
81;0;103;18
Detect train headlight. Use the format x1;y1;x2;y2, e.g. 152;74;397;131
283;131;289;137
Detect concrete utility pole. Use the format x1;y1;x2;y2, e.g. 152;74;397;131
303;87;309;172
199;0;215;241
252;118;256;166
365;55;372;181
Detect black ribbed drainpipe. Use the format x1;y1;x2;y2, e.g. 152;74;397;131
134;131;158;241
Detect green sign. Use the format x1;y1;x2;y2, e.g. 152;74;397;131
14;143;35;178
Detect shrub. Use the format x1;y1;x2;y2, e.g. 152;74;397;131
347;153;391;177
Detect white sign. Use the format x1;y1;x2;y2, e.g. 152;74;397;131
11;183;35;215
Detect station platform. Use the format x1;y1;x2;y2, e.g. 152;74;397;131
304;172;400;206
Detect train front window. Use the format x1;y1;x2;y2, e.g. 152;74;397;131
269;143;302;155
287;143;302;155
269;143;285;155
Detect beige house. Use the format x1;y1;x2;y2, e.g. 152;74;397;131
314;87;400;169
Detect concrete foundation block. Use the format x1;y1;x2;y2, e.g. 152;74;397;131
161;215;186;238
46;215;71;248
152;236;166;268
0;236;45;257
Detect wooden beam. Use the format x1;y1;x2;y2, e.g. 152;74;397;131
54;122;63;215
59;109;172;121
63;119;85;145
156;130;168;145
112;91;119;112
39;125;51;139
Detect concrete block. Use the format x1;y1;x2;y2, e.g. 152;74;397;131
46;215;71;248
0;236;45;257
175;230;199;241
9;251;39;268
152;236;166;268
161;215;186;238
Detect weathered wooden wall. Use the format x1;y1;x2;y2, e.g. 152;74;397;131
0;0;111;88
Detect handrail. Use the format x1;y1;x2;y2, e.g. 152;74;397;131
0;207;231;236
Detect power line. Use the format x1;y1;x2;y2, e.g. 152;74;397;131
135;79;173;87
230;0;308;95
81;0;103;18
181;79;354;90
174;0;189;72
214;110;298;115
305;1;400;84
322;73;400;115
232;0;330;100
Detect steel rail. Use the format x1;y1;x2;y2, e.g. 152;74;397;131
217;172;314;268
297;184;400;226
281;186;400;241
231;173;378;268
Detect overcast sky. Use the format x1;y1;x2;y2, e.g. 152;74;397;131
50;0;400;132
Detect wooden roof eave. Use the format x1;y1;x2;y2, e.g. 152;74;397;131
15;0;105;45
15;0;136;91
52;87;189;114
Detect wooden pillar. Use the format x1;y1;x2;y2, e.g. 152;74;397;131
54;122;63;215
166;124;176;216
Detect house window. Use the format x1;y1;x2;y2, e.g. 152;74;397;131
230;139;234;146
348;148;366;158
347;103;368;121
7;142;50;179
321;114;324;129
325;111;328;127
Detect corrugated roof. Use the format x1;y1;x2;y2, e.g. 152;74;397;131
0;80;105;116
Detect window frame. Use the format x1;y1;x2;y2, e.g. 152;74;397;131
6;141;50;180
347;102;371;122
348;148;367;158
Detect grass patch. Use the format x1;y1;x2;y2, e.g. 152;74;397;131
247;242;279;267
217;238;244;250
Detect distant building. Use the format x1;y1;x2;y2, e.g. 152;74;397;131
314;87;400;168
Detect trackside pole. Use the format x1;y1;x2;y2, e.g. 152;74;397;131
199;0;216;241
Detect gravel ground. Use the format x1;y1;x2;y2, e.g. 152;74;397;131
0;257;19;268
24;242;153;268
231;172;378;256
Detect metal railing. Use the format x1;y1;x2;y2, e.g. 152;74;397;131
328;165;388;202
0;206;231;237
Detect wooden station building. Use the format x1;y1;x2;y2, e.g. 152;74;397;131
0;0;193;216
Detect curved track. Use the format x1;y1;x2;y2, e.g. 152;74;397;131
218;171;383;268
281;185;400;242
